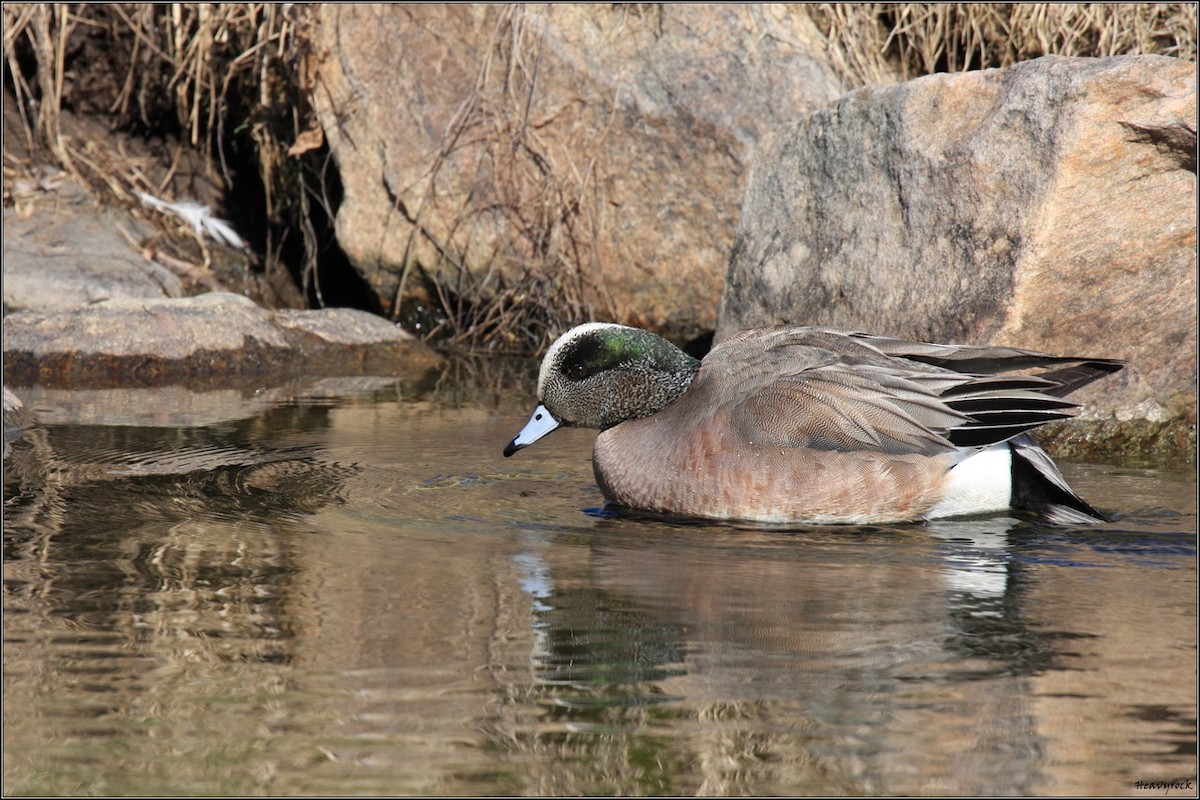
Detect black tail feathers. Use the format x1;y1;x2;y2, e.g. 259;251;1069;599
1009;435;1110;525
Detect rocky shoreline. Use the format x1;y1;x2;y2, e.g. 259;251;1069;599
2;293;441;389
2;7;1195;461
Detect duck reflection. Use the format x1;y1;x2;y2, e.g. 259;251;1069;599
505;516;1101;794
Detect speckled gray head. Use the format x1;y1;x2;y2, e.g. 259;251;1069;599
503;323;700;457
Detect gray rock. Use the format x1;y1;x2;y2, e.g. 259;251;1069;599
2;292;442;387
275;307;420;346
2;179;182;312
717;55;1196;444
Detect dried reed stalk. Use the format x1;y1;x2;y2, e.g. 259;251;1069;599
396;4;617;354
2;3;314;300
816;3;1197;85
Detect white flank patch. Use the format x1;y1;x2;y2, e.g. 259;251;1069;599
925;443;1013;520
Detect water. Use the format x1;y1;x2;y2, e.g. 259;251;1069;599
3;364;1196;796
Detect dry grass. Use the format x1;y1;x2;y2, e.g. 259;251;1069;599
2;3;613;352
394;5;618;353
816;3;1198;85
4;3;1196;352
2;3;314;300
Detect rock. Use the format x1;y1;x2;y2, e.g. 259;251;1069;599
2;177;183;311
275;307;419;346
2;292;442;387
717;55;1196;451
309;4;846;342
2;87;304;315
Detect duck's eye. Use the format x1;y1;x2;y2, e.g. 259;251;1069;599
566;363;589;380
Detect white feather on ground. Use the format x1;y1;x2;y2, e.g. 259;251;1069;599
138;192;247;251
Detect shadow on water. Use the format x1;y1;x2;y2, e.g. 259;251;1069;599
2;359;1196;796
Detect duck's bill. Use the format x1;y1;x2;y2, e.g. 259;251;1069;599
503;404;562;457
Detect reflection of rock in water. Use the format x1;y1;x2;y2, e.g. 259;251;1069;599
2;401;356;676
1;366;529;746
530;585;687;689
424;352;538;411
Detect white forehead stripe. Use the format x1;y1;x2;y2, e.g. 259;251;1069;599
537;322;632;397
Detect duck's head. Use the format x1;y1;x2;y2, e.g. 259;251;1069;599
503;323;700;457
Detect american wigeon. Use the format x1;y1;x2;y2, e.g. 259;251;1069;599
504;323;1123;525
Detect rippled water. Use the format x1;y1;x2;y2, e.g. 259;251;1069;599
3;363;1196;796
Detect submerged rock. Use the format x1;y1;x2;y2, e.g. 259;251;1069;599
2;292;442;388
718;55;1197;455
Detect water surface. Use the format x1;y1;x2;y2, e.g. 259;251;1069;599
3;366;1196;796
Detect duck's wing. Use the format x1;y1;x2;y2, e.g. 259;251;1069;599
726;361;965;456
706;327;1110;457
844;331;1125;396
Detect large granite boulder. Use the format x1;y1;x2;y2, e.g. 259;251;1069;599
309;4;846;343
717;55;1196;453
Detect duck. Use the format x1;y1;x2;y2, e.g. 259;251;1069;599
503;323;1123;525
